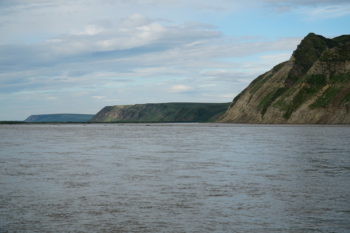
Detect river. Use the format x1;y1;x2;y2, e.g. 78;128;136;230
0;124;349;232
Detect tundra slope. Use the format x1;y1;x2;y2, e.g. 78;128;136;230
220;33;350;124
91;102;230;123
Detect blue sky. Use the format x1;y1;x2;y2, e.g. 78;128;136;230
0;0;349;120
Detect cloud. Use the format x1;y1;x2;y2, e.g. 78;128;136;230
0;15;300;97
0;14;221;72
264;0;350;7
0;0;242;13
259;53;291;65
263;0;350;18
306;5;350;19
92;96;106;100
200;70;253;83
46;96;57;101
73;25;105;36
169;85;193;93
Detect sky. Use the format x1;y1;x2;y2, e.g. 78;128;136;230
0;0;349;120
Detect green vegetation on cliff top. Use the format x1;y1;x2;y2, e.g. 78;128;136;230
91;103;230;123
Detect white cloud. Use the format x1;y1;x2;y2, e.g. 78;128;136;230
169;85;193;93
14;14;220;60
259;53;291;67
92;96;106;100
263;0;350;18
306;5;350;19
265;0;350;6
120;13;152;27
219;94;234;99
0;23;300;97
46;96;58;100
201;70;251;79
43;15;167;55
73;24;105;36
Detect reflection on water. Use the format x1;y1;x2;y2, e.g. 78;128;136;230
0;124;350;232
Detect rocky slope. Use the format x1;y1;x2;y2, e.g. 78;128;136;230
220;33;350;124
25;114;94;122
91;103;230;123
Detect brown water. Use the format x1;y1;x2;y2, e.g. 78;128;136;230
0;124;350;232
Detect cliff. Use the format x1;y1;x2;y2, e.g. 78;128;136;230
91;103;230;123
220;33;350;124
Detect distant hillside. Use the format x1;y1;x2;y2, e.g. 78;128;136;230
220;33;350;124
91;103;230;123
25;114;94;123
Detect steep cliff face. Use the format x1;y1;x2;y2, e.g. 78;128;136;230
220;33;350;124
91;103;230;122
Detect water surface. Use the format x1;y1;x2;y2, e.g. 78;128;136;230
0;124;350;232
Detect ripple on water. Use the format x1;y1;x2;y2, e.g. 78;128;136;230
0;124;350;233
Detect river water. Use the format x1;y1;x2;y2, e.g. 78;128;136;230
0;124;350;232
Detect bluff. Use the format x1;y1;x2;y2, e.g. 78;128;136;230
220;33;350;124
25;114;94;123
91;103;230;123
